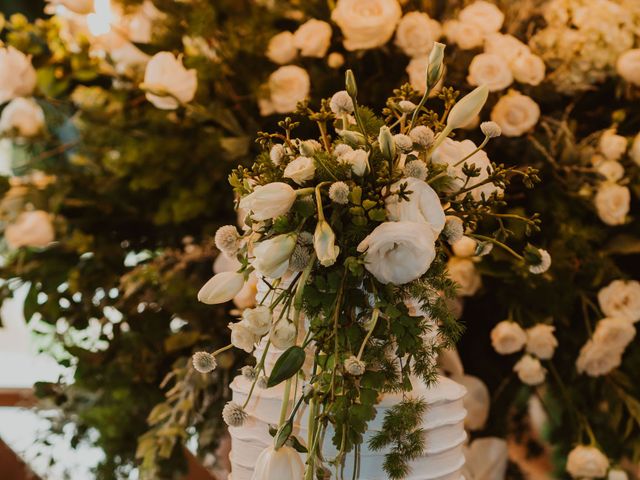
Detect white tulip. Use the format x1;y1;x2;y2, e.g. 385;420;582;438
598;280;640;323
0;47;37;104
270;320;297;350
5;210;54;249
229;321;259;353
357;221;436;285
566;445;609;479
314;220;340;266
251;445;304;480
446;85;489;132
252;233;297;279
239;183;297;221
490;320;526;355
143;52;197;110
198;271;245;304
0;98;45;137
283;156;315;185
385;177;445;236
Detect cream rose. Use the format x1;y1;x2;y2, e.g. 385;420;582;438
467;53;513;92
617;49;640;86
229;321;258;353
458;0;505;34
598;280;640;323
266;31;298;65
252;233;297;279
0;98;45;137
331;0;402;51
484;33;529;64
593;317;636;350
525;324;558;360
357;221;436;285
270;320;297;350
268;65;310;113
5;210;55;249
566;445;610;479
594;183;630;226
385;177;445;236
242;305;272;336
395;12;441;58
443;20;484;50
599;129;627;161
490;90;540;137
293;19;332;58
490;320;526;355
514;355;546;385
510;52;546;86
239;182;297;221
143;52;197;110
451;236;477;258
284;156;316;185
0;47;37;104
576;339;623;377
596;160;624;182
447;257;482;296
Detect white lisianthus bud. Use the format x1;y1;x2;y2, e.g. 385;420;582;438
192;352;217;373
0;98;45;137
525;324;558;360
393;134;413;153
5;210;55;249
329;181;350;204
566;445;609;479
242;305;272;336
270;144;286;165
442;216;464;244
409;126;435;148
480;121;501;138
0;47;37;104
403;160;428;181
327;52;345;69
253;233;297;278
344;355;366;376
252;445;304;480
270;320;297;350
214;225;241;255
338;129;367;147
616;49;640;86
222;401;247;427
447;85;489;132
345;69;357;98
599;129;627;161
598;280;640;323
513;355;546;386
378;126;396;160
239;183;297;221
427;42;446;89
452;236;477;257
314;220;340;266
330;90;355;114
198;271;245;305
299;139;322;157
229;321;258;353
491;321;526;355
241;365;257;380
284;156;316;185
266;31;298;65
143;52;197;110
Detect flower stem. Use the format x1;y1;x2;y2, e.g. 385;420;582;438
452;136;489;168
357;308;380;360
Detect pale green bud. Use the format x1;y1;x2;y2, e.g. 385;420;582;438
447;85;489;131
378;126;396;160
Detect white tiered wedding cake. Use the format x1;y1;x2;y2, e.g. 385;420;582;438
227;280;468;480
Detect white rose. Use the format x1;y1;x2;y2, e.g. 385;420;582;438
0;47;37;104
443;20;484;50
593;317;636;351
447;257;482;296
525;324;558;360
198;271;245;305
484;33;530;64
266;31;298;65
467;53;513;92
239;182;297;221
357;221;437;285
598;280;640;323
252;233;297;279
510;52;546;86
459;0;505;34
270;320;297;350
340;148;369;176
630;133;640;165
229;321;258;353
143;52;197;110
451;236;477;258
395;12;441;58
566;445;610;479
453;374;490;431
385;177;445;236
293;19;332;58
491;320;526;355
463;437;508;480
576;339;623;377
490;90;540;137
284;156;315;185
331;0;402;51
242;306;272;336
252;445;304;480
594;183;630;226
268;65;310;113
513;355;546;386
596;160;625;182
5;210;55;249
599;129;627;161
0;98;45;137
617;49;640;86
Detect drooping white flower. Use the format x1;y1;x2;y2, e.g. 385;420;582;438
239;183;297;221
293;19;332;58
593;317;636;351
5;210;55;249
314;220;340;267
266;31;298;65
598;280;640;323
510;52;546;86
0;98;45;137
357;221;437;285
490;90;540;137
0;47;37;104
513;355;546;386
251;445;304;480
143;52;197;110
566;445;609;479
268;65;310;114
192;352;217;373
617;48;640;86
385;177;445;236
458;0;505;34
252;233;297;279
222;401;247;427
576;339;623;377
284;156;316;185
394;11;441;58
525;324;558;360
447;257;482;296
198;271;245;305
229;321;259;353
594;183;630;226
269;320;297;350
344;355;366;376
491;321;527;355
331;0;402;51
242;306;272;336
467;53;513;92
